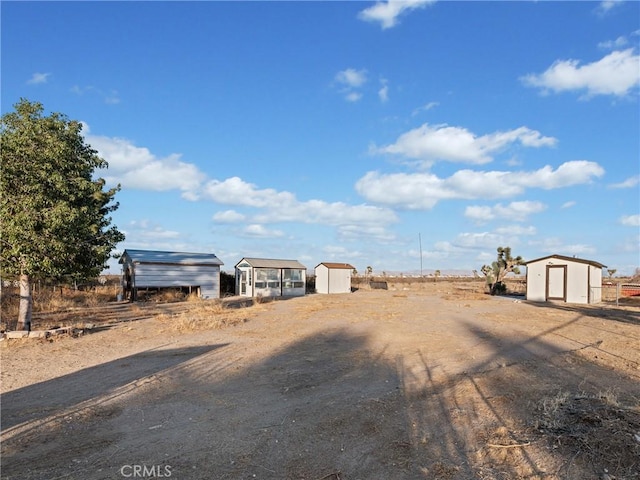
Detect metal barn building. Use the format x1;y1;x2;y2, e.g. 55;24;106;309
524;254;606;304
315;262;354;294
235;257;306;298
119;249;224;300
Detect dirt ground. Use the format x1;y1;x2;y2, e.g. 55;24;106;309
1;282;639;480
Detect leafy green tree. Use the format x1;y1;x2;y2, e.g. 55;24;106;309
434;269;441;282
607;269;617;279
1;99;125;330
481;246;523;295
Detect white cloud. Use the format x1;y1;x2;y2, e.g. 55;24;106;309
521;49;640;98
123;220;181;240
494;225;537;236
337;224;396;242
620;214;640;227
519;161;605;188
598;36;628;50
104;90;121;105
72;85;121;104
411;101;439;116
202;176;398;228
597;0;624;14
453;232;506;250
138;227;181;239
609;175;640;188
335;68;367;88
27;72;51;85
356;160;604;209
88;129;400;239
241;224;284;238
212;210;246;223
86;132;206;193
346;91;363;103
358;0;436;29
202;177;296;208
464;205;494;222
561;201;576;209
335;68;368;102
372;123;557;166
530;237;596;256
465;201;546;222
378;79;389;102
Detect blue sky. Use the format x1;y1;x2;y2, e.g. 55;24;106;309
2;0;639;275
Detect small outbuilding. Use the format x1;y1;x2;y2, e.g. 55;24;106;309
119;249;224;301
524;254;606;304
314;262;354;294
235;257;306;298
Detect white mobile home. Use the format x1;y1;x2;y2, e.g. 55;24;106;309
315;262;354;294
235;258;306;298
524;254;606;304
119;249;224;300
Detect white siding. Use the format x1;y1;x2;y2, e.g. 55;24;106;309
315;265;329;294
525;255;604;304
565;262;588;303
120;250;223;300
526;261;547;302
132;264;221;299
315;264;351;294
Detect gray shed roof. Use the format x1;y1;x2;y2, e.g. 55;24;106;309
524;254;605;268
119;249;224;266
235;257;306;269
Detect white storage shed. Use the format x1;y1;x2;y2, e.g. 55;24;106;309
315;262;354;294
235;257;306;298
119;249;224;300
524;254;606;304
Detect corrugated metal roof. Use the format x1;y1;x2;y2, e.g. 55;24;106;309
120;249;224;266
235;257;306;269
524;254;605;268
316;262;355;270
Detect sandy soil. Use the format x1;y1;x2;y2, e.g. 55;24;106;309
1;282;639;480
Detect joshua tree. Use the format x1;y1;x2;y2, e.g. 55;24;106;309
481;246;523;295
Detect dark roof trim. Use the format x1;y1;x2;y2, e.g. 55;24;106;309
524;254;606;268
316;262;355;270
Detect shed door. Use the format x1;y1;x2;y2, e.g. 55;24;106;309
546;265;567;301
239;270;248;295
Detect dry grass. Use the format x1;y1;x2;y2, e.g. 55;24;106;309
157;298;261;332
533;390;640;478
1;285;117;331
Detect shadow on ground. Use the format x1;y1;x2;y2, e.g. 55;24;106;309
525;299;640;326
2;307;639;479
1;344;228;431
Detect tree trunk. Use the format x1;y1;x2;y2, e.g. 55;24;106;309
17;273;32;331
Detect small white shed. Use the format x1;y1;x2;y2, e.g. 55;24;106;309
524;254;606;304
235;257;306;298
315;262;354;294
119;249;224;300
